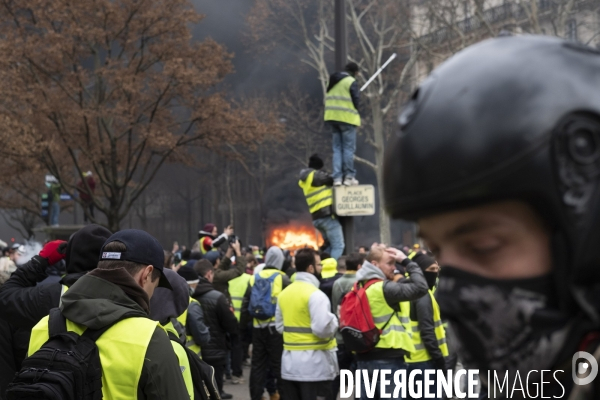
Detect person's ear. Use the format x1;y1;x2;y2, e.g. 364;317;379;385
143;265;154;284
307;265;315;274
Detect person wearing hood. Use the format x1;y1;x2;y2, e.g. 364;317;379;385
151;268;218;400
299;154;345;260
319;254;343;300
192;259;238;399
196;223;233;254
353;244;428;400
404;252;448;400
0;225;112;397
176;265;211;357
276;248;339;400
241;246;291;400
27;229;189;399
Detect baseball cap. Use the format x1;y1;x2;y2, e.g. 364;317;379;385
99;229;172;290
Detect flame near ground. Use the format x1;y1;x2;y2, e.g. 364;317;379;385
267;225;324;251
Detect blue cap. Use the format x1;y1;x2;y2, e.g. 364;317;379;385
99;229;172;290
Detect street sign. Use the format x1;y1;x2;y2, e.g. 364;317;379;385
334;185;376;216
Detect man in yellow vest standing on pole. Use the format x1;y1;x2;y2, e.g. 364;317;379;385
276;248;339;400
353;244;428;400
299;154;345;260
324;62;361;186
26;229;189;399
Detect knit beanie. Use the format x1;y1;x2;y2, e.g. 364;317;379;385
308;154;324;170
65;224;112;274
177;265;200;284
202;223;216;234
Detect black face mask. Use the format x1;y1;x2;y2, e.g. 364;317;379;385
437;267;572;384
424;271;438;290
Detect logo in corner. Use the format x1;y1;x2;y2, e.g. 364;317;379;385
572;351;598;386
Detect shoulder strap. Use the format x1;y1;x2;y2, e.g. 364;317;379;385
362;278;382;291
379;310;398;332
48;308;67;337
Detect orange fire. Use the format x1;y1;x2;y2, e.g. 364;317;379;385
268;225;324;251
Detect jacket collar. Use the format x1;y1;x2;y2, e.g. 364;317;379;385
295;271;320;288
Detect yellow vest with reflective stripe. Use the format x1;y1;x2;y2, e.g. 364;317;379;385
406;290;449;363
249;269;285;326
365;281;414;352
324;76;361;126
278;280;337;351
176;297;202;356
229;273;252;321
29;315;158;400
160;321;194;399
199;236;215;254
298;170;333;215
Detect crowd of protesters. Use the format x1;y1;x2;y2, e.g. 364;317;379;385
0;221;456;400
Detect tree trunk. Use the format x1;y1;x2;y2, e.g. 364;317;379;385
372;106;392;245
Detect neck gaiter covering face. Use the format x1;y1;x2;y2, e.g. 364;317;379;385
437;267;573;397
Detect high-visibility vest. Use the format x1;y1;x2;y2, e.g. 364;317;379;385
199;236;213;254
365;281;415;352
298;170;333;215
29;315;158;400
278;280;337;351
324;76;361;126
249;269;285;327
406;289;449;363
229;273;252;321
176;297;202;356
160;321;194;398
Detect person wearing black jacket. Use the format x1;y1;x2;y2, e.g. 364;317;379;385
406;252;448;399
0;224;111;398
193;259;238;399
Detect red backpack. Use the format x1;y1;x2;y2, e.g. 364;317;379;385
339;279;395;353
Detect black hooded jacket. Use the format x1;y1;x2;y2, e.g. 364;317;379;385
192;277;238;365
0;224;111;393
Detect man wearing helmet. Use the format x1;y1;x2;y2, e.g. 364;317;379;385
384;35;600;398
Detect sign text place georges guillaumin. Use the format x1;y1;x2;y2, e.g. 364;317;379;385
334;185;376;217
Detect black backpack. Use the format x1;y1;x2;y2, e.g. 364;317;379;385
6;308;116;400
166;331;221;400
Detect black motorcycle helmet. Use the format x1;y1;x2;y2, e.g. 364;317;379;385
383;35;600;317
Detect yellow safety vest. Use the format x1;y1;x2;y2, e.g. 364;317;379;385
29;315;158;400
198;236;217;254
176;297;203;356
160;321;194;399
324;76;361;126
229;273;252;321
290;272;296;282
249;269;285;327
365;281;414;352
278;280;337;351
298;170;333;215
406;290;449;363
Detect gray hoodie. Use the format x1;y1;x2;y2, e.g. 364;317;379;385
357;260;428;308
264;246;284;270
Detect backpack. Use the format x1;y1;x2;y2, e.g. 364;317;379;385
166;331;221;400
339;279;396;353
6;308;115;400
249;272;280;320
